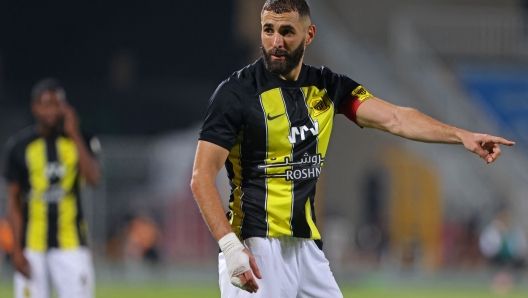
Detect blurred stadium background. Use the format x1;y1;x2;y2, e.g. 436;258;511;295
1;0;528;297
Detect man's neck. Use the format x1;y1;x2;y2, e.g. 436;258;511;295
37;124;59;138
277;59;304;81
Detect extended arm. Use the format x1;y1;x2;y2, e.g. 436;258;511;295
190;140;261;293
355;97;515;163
7;182;31;278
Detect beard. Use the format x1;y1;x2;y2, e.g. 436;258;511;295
260;39;305;76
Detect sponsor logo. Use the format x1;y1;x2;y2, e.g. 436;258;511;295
267;113;285;121
45;162;65;182
258;153;324;181
43;184;65;203
285;167;322;181
288;121;319;144
351;85;374;102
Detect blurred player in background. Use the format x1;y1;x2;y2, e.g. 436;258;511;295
480;208;527;295
191;0;515;297
0;218;14;266
124;212;161;264
3;78;101;298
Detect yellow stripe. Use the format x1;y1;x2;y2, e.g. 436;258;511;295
302;87;335;239
56;137;80;249
58;194;78;249
228;130;244;239
305;198;320;239
260;88;293;237
302;87;335;160
25;139;48;251
56;137;78;194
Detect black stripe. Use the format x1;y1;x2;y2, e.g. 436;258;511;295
240;120;268;239
309;188;318;234
315;239;323;250
45;138;59;248
74;175;87;246
47;203;59;248
45;138;58;161
284;88;315;238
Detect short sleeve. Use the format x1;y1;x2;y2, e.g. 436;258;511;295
320;67;361;112
199;80;244;151
2;138;23;183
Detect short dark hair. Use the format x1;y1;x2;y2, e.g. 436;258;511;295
262;0;311;20
31;78;66;102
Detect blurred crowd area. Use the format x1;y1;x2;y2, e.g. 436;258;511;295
1;0;528;291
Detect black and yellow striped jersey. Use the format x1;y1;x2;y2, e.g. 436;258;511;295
2;126;99;251
200;58;372;240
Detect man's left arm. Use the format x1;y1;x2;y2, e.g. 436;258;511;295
61;102;101;185
354;97;515;163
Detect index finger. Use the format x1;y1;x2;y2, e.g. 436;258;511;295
487;136;515;146
243;270;259;293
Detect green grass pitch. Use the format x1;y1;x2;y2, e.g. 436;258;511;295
1;283;528;297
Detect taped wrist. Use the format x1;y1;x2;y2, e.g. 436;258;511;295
219;232;244;256
219;232;250;288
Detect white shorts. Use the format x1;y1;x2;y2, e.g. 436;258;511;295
219;236;342;298
14;248;94;298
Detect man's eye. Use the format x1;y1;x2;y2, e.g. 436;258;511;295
265;29;273;34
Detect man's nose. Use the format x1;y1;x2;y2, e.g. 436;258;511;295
272;33;284;48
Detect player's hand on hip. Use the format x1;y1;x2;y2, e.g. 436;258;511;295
235;248;262;293
13;250;31;279
461;133;515;164
219;233;262;293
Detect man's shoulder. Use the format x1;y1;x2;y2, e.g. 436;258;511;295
5;126;39;151
79;129;96;141
232;59;262;81
304;64;358;91
220;59;263;95
304;63;338;78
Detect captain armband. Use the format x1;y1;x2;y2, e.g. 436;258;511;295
341;85;374;124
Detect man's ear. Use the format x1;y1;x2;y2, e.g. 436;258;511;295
305;25;316;46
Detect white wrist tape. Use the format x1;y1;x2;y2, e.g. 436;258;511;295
219;232;250;288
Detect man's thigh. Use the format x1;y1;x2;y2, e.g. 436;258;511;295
14;250;49;298
219;252;276;298
297;241;342;298
47;248;94;298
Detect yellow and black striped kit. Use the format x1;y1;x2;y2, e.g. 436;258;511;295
200;58;370;241
3;127;95;251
